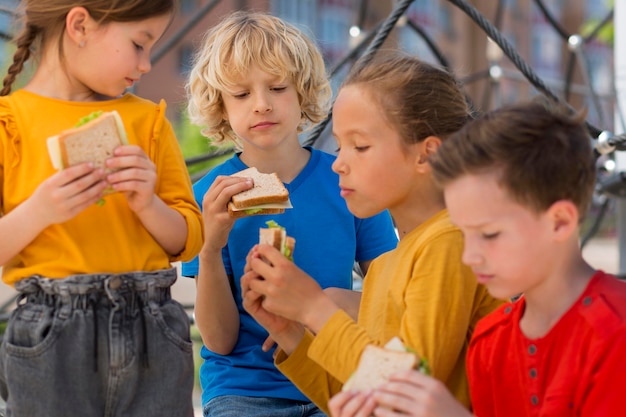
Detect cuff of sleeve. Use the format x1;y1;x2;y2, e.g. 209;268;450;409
170;209;204;262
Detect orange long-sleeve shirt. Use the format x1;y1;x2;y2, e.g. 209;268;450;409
275;210;502;413
0;90;203;285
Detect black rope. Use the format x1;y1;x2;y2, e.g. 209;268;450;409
444;0;602;139
533;0;570;40
584;9;614;44
303;0;415;147
151;0;221;65
581;198;611;249
405;18;450;69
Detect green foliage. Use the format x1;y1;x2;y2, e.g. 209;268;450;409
580;0;614;46
175;111;234;179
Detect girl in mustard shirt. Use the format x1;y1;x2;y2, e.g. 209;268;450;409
0;1;203;416
240;53;502;414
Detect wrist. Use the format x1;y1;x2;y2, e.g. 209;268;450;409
199;244;224;261
274;322;306;356
301;293;339;334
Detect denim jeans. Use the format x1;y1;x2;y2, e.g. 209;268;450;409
0;268;194;417
204;395;327;417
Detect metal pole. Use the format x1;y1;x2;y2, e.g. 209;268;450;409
614;2;626;275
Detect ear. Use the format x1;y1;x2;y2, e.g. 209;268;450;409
65;7;96;46
415;136;442;172
546;200;579;242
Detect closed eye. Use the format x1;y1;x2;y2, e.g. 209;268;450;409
271;87;287;93
483;232;500;240
133;42;144;51
355;146;370;152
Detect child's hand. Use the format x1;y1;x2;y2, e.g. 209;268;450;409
105;145;157;213
200;174;253;253
368;370;473;417
245;244;337;331
29;162;107;226
328;390;376;417
241;266;305;355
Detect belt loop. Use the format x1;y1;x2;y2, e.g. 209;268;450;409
57;284;72;319
146;281;160;314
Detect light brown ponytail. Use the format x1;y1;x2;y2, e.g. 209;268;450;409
1;23;39;96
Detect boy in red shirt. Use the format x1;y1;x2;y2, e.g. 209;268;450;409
328;100;626;417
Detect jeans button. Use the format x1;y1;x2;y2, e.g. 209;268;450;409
109;277;122;289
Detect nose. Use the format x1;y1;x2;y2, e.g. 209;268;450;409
254;93;272;114
138;54;151;74
331;150;348;175
461;239;483;267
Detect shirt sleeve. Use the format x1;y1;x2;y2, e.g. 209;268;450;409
274;329;344;414
151;100;204;262
354;209;398;262
277;227;485;409
579;328;626;416
322;229;479;380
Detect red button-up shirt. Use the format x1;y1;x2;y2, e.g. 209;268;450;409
468;271;626;417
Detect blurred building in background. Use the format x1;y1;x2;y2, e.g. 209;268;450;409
131;0;613;134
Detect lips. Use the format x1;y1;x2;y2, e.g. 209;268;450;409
252;121;276;129
339;186;354;198
474;272;494;284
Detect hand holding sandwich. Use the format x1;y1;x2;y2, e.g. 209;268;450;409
242;243;342;338
104;144;157;213
27;163;109;226
329;370;472;417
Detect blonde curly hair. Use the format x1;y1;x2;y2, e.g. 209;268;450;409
186;11;332;148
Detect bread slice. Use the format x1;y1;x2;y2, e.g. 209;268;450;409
47;111;128;173
342;341;419;392
259;226;296;260
228;167;291;217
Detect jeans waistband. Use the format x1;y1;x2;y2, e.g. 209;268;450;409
14;268;178;372
15;268;177;297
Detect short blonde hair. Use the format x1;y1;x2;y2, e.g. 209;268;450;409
186;11;332;147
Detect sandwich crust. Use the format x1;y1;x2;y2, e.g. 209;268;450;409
230;167;289;209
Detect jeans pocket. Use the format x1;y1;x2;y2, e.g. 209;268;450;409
149;299;193;351
4;303;63;356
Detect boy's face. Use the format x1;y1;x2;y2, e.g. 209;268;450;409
221;65;302;150
331;85;422;219
444;171;555;300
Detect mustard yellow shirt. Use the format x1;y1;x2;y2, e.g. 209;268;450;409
0;90;203;285
276;209;503;413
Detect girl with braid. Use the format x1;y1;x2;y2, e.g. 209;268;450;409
0;1;203;416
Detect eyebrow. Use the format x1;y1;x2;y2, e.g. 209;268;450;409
140;30;155;41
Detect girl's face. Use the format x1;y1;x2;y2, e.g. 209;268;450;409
75;13;171;97
221;65;302;150
444;171;554;300
331;85;420;218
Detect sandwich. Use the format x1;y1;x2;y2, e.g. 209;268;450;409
47;110;128;195
228;167;292;218
342;337;429;392
259;220;295;261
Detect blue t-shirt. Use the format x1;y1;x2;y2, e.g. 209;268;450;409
182;147;397;405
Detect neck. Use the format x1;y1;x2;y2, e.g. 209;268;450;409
391;184;445;239
520;249;595;339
